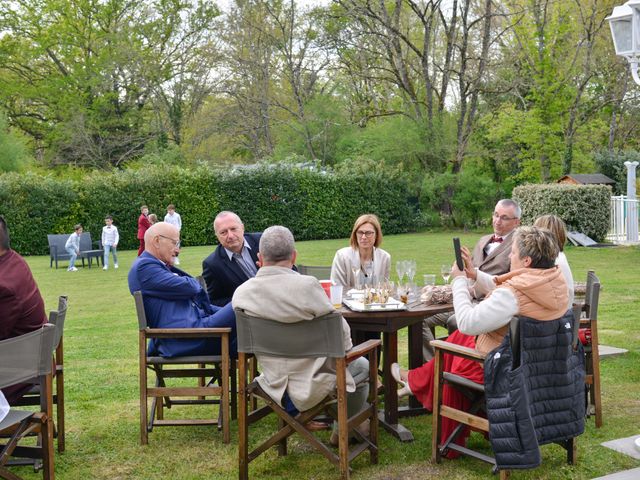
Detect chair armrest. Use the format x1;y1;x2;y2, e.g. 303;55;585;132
430;339;486;362
345;339;381;362
144;327;232;339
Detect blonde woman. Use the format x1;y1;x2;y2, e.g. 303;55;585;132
534;214;574;306
330;214;390;288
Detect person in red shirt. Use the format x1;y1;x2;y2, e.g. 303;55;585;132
0;215;48;403
137;205;151;256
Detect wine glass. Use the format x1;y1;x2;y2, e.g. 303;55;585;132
363;261;374;287
351;265;362;290
441;264;452;284
396;260;407;284
406;260;417;284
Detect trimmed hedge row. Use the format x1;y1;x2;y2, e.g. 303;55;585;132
0;165;419;255
512;184;611;241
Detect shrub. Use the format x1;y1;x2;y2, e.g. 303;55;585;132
0;164;419;255
593;149;640;195
512;184;611;241
420;170;498;228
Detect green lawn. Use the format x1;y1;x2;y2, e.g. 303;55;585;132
12;231;640;479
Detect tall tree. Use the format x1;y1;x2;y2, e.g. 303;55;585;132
0;0;219;167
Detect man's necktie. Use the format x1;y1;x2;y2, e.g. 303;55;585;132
233;253;257;279
490;235;503;243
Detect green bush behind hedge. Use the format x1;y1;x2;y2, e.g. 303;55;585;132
0;165;419;255
512;184;611;241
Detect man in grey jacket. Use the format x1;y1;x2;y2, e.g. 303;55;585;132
421;199;521;361
232;225;370;441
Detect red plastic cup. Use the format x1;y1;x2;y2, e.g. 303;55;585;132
319;280;332;298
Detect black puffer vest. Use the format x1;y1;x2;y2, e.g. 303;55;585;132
484;310;585;470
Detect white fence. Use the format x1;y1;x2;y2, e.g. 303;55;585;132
608;195;640;244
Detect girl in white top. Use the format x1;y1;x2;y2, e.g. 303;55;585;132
331;214;391;288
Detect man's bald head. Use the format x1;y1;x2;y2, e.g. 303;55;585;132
145;222;181;265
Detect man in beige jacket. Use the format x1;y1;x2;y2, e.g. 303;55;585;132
232;225;369;439
422;199;521;361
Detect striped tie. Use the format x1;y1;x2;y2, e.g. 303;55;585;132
233;253;256;279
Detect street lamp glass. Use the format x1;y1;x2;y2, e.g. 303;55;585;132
608;4;634;55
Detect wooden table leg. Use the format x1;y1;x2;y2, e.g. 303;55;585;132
378;331;414;442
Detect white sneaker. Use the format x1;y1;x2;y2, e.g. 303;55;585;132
103;266;108;270
114;263;119;269
68;267;78;272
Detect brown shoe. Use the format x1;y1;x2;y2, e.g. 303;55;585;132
295;416;330;432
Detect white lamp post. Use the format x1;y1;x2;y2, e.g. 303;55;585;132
607;0;640;85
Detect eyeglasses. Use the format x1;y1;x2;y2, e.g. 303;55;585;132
356;230;376;238
158;234;181;248
493;212;518;222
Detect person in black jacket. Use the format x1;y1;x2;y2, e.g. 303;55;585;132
201;211;261;307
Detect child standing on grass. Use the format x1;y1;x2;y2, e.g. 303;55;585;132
65;224;83;272
164;204;182;264
102;215;119;270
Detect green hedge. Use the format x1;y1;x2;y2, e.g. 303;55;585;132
512;184;611;241
0;165;419;255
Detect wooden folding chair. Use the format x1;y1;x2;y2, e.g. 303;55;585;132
431;313;584;478
580;270;602;428
193;276;239;418
235;309;380;480
134;291;232;444
15;296;68;454
0;324;57;480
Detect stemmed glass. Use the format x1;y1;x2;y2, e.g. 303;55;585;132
441;264;452;284
351;265;362;290
396;260;407;284
406;260;417;284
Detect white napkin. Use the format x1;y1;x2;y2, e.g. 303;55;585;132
0;391;9;422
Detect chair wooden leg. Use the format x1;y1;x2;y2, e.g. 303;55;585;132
56;342;65;453
198;363;206;400
42;414;55;480
337;358;349;480
238;354;249;480
432;348;444;463
277;417;288;456
369;347;379;465
590;329;603;428
231;359;238;421
139;332;148;445
221;337;230;444
567;437;577;465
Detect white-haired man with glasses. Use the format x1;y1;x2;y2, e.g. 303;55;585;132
128;222;236;358
422;199;521;361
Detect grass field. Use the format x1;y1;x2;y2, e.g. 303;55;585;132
11;230;640;479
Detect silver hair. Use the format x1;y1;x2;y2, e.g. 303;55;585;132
213;211;243;232
259;226;295;263
497;199;522;219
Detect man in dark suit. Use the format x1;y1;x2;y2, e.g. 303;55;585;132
422;199;521;361
202;212;261;307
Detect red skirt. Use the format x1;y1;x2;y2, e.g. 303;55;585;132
407;330;485;457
